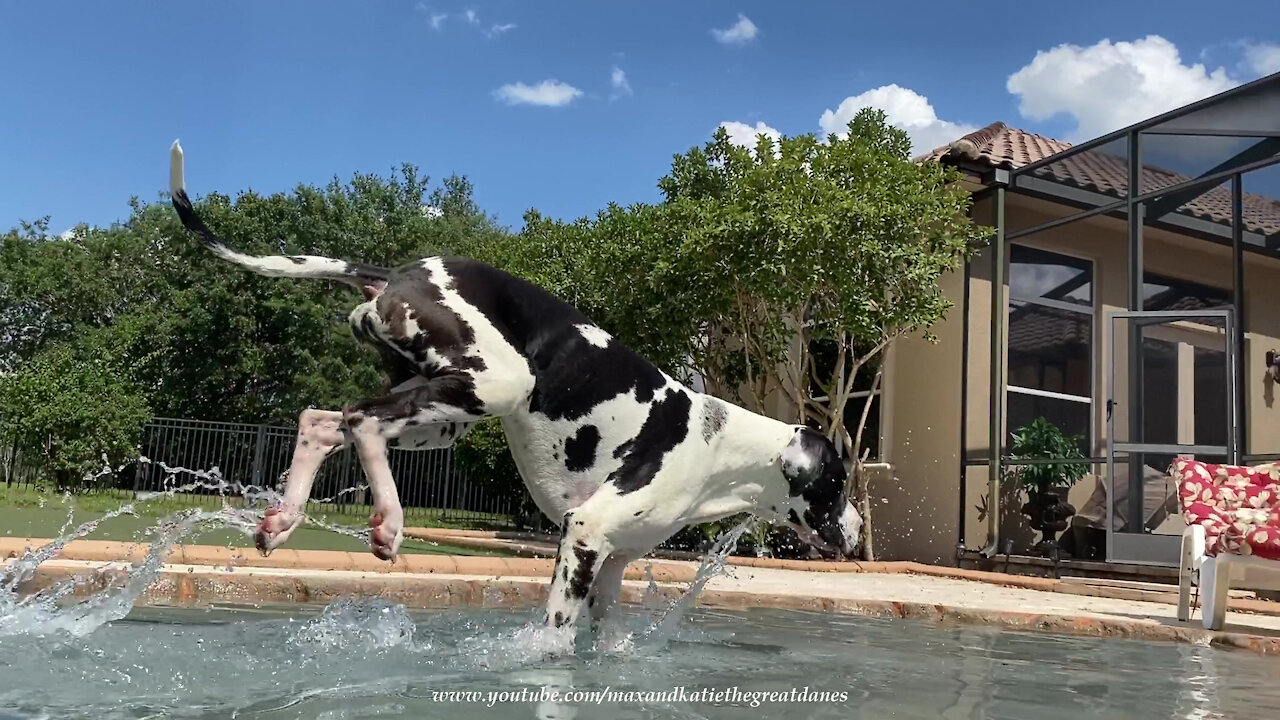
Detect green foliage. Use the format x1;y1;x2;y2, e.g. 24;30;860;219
0;328;151;490
1;165;521;504
477;111;988;553
1007;417;1089;494
0;166;504;426
657;110;989;414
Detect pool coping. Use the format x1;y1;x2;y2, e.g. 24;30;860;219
6;535;1280;618
405;529;1280;618
13;558;1280;656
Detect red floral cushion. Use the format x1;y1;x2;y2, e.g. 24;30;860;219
1172;459;1280;560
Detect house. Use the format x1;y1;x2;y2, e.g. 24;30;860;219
865;71;1280;573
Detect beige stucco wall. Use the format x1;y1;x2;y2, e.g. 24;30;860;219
873;267;966;564
878;191;1280;563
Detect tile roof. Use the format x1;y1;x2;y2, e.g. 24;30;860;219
919;122;1280;240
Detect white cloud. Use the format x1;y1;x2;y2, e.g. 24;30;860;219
818;84;977;154
485;22;516;38
493;79;583;107
610;66;633;99
1007;35;1238;142
1243;43;1280;76
58;228;75;240
719;121;782;156
711;14;758;46
464;9;479;25
414;3;447;30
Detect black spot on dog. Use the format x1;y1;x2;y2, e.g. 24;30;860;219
569;545;598;598
607;388;692;494
702;398;728;442
561;492;569;499
299;440;310;448
348;373;485;420
588;596;596;608
286;255;308;265
575;521;584;527
633;510;643;517
415;257;672;423
554;611;565;628
613;440;633;459
564;425;601;472
562;565;568;581
376;269;487;374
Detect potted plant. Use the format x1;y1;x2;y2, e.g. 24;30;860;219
1008;417;1088;556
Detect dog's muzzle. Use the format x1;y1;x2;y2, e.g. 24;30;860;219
829;501;862;558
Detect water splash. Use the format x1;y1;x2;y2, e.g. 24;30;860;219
0;508;218;638
638;516;752;647
0;455;298;638
583;517;754;656
291;597;420;654
0;448;748;653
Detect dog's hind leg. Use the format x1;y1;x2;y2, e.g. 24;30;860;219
588;551;639;626
256;408;347;555
585;550;645;653
342;372;530;560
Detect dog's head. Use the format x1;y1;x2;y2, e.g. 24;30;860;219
777;427;862;558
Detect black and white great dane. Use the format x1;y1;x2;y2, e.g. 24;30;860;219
167;142;861;633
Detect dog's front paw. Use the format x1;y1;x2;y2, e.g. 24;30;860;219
255;505;303;556
368;508;404;561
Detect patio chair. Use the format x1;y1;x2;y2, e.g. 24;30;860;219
1173;458;1280;630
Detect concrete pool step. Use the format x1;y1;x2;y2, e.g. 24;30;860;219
12;557;1280;656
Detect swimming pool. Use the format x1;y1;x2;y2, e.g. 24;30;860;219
1;599;1276;719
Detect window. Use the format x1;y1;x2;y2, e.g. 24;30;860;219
808;339;883;461
1143;272;1231;327
1006;245;1094;454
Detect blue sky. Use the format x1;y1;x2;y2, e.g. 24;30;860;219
1;1;1277;236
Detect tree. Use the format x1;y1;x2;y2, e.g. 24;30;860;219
652;109;990;558
0;166;516;498
0;326;152;490
0;166;507;426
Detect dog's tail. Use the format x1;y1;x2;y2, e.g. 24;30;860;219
168;140;389;293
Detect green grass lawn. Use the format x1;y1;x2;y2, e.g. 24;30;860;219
0;487;510;557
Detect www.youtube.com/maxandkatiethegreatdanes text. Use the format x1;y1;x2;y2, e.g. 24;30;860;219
429;686;849;708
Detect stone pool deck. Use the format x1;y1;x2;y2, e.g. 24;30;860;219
6;536;1280;655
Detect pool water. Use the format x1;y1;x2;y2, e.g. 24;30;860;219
1;599;1277;719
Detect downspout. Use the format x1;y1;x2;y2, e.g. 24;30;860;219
980;169;1010;558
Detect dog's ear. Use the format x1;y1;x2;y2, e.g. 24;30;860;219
782;427;849;498
781;427;824;496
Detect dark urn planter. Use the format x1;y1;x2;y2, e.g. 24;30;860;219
1021;489;1077;557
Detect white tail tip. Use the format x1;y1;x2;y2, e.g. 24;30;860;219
169;140;185;195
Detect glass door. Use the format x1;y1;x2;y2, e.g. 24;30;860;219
1105;310;1237;565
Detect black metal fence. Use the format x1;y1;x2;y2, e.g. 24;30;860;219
2;416;520;529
